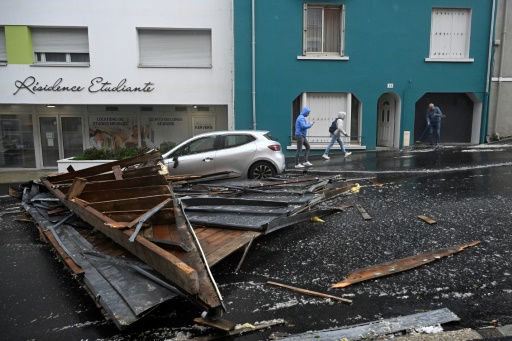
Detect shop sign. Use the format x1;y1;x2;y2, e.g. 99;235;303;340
13;76;154;95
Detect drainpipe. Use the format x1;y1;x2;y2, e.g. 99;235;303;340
493;0;508;135
482;0;497;143
251;0;257;130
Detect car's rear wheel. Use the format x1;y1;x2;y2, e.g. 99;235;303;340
248;161;276;179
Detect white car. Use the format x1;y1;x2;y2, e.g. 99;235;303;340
162;130;286;179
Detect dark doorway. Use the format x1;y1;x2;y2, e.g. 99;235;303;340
415;93;473;143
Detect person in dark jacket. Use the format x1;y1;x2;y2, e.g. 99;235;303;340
294;107;315;168
426;103;443;145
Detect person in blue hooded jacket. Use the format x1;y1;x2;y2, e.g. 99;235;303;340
294;107;315;168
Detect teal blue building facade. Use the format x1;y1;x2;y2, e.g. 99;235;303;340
234;0;496;153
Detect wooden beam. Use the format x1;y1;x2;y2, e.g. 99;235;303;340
355;204;372;220
44;150;161;182
268;281;352;304
65;177;87;200
331;241;480;288
418;215;437;225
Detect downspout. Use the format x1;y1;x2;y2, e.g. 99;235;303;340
482;0;497;143
251;0;257;130
493;0;508;135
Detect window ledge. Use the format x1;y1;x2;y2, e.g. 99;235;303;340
297;56;349;61
138;64;212;68
425;58;474;63
31;63;90;67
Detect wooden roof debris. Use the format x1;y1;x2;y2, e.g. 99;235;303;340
19;150;356;330
418;214;437;225
267;281;352;304
331;240;480;288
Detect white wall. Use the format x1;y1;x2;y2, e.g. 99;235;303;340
0;0;234;127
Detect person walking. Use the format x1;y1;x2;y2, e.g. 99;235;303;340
426;103;442;145
322;111;352;159
295;107;315;168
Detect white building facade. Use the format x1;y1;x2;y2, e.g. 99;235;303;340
0;0;233;168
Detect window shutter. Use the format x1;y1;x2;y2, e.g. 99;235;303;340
138;29;212;67
430;8;470;59
32;28;89;53
0;27;6;62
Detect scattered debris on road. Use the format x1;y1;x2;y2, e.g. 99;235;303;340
418;214;437;225
331;241;480;288
274;308;459;340
267;281;353;304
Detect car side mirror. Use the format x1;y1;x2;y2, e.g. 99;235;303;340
172;156;179;169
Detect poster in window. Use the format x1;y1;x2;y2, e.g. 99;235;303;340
88;115;136;149
192;116;215;136
140;114;189;149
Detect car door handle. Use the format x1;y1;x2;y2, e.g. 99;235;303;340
203;157;213;162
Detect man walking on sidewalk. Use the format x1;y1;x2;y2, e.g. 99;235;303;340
294;107;315;168
322;111;352;160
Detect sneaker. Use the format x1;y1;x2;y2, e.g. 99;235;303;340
322;154;330;160
344;152;352;157
303;161;313;166
295;164;305;168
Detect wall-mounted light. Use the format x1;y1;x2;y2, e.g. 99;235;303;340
47;105;56;108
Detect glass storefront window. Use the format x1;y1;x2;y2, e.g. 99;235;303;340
0;114;36;168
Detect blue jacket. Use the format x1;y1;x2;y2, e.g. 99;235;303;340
295;107;313;136
426;106;442;124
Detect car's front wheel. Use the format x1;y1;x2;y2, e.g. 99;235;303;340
248;161;276;179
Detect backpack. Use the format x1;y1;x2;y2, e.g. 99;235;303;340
328;118;339;134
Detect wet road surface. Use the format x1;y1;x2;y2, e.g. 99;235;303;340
1;142;511;340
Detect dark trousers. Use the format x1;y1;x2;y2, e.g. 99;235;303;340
295;135;310;165
429;122;441;145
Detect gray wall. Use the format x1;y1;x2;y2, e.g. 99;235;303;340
489;0;512;140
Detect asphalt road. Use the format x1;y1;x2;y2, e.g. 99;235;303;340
1;143;511;340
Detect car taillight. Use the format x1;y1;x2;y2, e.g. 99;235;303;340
267;144;281;151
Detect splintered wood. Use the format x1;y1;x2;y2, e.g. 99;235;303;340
355;204;372;220
418;215;437;225
331;241;480;288
267;281;352;304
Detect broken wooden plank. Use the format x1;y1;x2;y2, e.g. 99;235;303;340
278;308;458;340
193;317;236;331
355;204;372;220
332;240;480;288
187;319;286;341
418;215;437;225
268;281;352;304
46;150;161;182
65;177;87;200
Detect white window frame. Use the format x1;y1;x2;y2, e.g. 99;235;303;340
0;27;7;65
138;28;212;68
298;4;348;61
32;27;90;66
426;8;474;63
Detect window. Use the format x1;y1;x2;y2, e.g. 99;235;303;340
303;4;345;56
138;28;212;67
222;134;255;149
178;136;216;156
428;8;473;62
32;27;90;65
0;27;6;64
